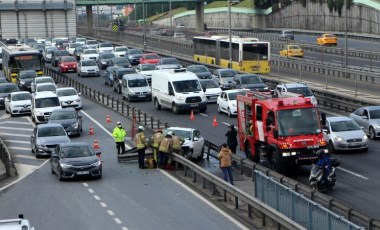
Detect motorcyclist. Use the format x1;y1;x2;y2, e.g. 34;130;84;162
316;149;332;191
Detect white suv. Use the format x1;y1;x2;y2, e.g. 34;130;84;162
31;91;62;123
275;82;318;106
163;127;205;159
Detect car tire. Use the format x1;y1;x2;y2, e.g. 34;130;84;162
369;127;376;140
5;106;9;114
10;112;14;117
328;141;335;153
172;103;179;114
227;107;232;117
199;106;207;113
154;98;161;110
51;166;55;174
103;77;107;85
270;150;286;174
118;86;121;94
113;84;116;92
57;167;63;181
362;147;368;153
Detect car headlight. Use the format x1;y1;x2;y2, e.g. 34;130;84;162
20;81;26;85
0;97;4;101
60;163;71;169
76;97;81;102
335;136;345;142
129;89;136;94
71;123;79;129
363;135;368;141
95;67;100;72
263;87;269;91
36;110;44;116
101;61;107;64
176;95;185;101
91;161;101;167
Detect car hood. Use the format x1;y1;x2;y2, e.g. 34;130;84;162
49;118;78;128
58;95;79;102
157;64;180;69
60;156;98;166
38;136;70;145
332;130;366;140
129;54;143;59
241;83;268;91
100;58;113;62
130;86;150;92
81;66;98;71
34;106;62;113
20;78;34;83
220;77;235;84
205;88;222;95
62;61;77;65
11;100;31;106
82;54;98;58
195;72;212;79
144;59;159;64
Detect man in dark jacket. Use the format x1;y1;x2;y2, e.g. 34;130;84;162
225;124;238;154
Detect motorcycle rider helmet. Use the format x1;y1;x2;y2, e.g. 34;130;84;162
316;149;328;158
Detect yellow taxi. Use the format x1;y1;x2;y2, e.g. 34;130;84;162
317;34;338;46
279;44;304;58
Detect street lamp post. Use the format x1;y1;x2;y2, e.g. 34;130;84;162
143;0;146;51
228;0;232;68
344;0;348;68
169;0;172;54
96;0;100;38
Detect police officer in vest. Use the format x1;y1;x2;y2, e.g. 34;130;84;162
158;132;173;169
171;132;184;155
135;126;147;169
151;129;163;163
112;121;126;155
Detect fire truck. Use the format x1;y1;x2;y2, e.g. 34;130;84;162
237;91;327;173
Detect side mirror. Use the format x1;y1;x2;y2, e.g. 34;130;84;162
321;112;326;126
78;92;82;96
95;151;102;156
273;129;279;139
203;87;206;93
360;126;365;130
169;91;174;96
234;79;240;84
193;137;199;141
265;117;273;126
78;116;82;119
323;129;329;134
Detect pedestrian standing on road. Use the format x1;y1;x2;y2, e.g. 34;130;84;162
112;121;126;155
151;129;163;163
158;132;173;169
218;143;234;185
135;126;147;169
225;124;238;154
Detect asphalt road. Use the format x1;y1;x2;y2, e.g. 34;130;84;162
44;62;380;220
0;95;249;230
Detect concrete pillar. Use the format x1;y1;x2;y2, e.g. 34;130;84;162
195;2;204;32
86;5;93;36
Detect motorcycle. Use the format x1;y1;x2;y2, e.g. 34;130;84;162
309;158;341;193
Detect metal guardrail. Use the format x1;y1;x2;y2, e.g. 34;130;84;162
44;65;380;229
0;138;17;180
254;171;364;230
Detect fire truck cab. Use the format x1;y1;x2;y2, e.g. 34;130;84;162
237;91;327;173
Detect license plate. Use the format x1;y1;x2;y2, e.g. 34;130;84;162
21;108;31;112
138;95;146;98
190;104;198;107
77;171;89;175
349;142;361;146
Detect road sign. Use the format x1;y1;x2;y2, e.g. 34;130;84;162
112;24;118;32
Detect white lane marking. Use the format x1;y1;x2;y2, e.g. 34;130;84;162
107;210;114;216
80;110;133;148
338;167;369;180
94;195;101;200
100;202;107;208
88;189;94;194
122;227;129;230
0;127;33;131
114;218;122;224
0;114;10;119
8;147;32;151
3;140;30;144
0;159;49;192
0;120;31;125
199;113;208;117
13;155;40;160
25;116;36;128
159;170;250;230
0;133;31;137
222;122;230;126
83;183;89;187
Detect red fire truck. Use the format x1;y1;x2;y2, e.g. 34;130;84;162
237;91;327;173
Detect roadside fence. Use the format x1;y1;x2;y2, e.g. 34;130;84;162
0;138;17;180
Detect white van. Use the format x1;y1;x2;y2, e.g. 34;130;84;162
0;214;34;230
31;91;62;124
121;73;151;102
151;68;207;114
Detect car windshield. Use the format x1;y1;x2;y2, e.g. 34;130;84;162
0;85;19;93
61;145;94;158
46;49;54;54
82;60;96;66
289;45;301;49
188;66;209;73
70;43;81;48
287;86;313;97
37;85;55;92
220;70;237;78
172;80;202;93
38;126;66;137
76;38;86;42
277;108;321;136
128;49;143;55
284;31;293;35
330;120;360;132
227;92;238;100
161;58;179;64
140;64;156;71
57;89;77;96
36;78;54;84
62;57;76;62
113;58;129;64
50;111;76;120
166;130;191;140
101;53;115;59
54;51;69;56
12;93;31;101
325;34;335;38
369;109;380;119
240;75;263;84
128;79;148;87
145;54;159;59
35;97;60;108
19;71;37;79
87;41;97;45
118;69;136;79
115;47;128;52
100;43;112;47
200;80;219;89
84;50;97;54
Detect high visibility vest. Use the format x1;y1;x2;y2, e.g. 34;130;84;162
152;133;163;148
113;127;126;142
135;132;146;149
159;137;171;153
171;136;182;150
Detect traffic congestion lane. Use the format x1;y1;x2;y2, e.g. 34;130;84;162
0;95;250;230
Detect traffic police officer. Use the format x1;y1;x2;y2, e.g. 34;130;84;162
112;121;126;155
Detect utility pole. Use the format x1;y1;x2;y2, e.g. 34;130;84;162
228;0;232;68
344;0;348;68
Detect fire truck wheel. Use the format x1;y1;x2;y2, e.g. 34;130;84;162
270;151;285;174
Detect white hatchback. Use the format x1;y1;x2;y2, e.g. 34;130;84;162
56;87;82;109
4;91;32;116
217;89;241;117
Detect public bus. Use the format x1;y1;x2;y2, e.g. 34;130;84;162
193;36;271;74
2;45;43;83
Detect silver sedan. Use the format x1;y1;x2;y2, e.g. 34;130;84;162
349;106;380;139
323;116;369;152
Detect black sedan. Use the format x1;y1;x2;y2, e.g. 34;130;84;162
125;49;144;65
48;108;82;137
233;74;269;92
96;53;116;69
187;65;212;79
51;142;102;181
111;57;131;68
17;70;37;91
